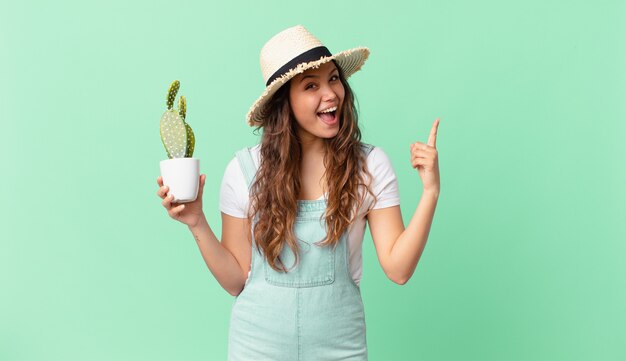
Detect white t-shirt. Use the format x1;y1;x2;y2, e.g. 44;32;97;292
219;144;400;286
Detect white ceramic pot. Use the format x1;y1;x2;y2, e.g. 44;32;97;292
159;158;200;203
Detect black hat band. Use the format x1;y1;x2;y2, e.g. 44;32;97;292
266;46;332;86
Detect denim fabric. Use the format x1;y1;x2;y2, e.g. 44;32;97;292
227;145;372;361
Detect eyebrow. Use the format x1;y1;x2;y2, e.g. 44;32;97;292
299;67;339;83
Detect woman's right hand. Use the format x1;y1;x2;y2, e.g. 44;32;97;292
156;174;206;228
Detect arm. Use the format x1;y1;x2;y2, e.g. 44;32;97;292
158;163;252;297
367;189;439;285
368;118;441;285
188;213;251;297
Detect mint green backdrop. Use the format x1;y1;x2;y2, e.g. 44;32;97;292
2;1;624;360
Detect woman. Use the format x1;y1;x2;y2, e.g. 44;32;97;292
156;25;440;360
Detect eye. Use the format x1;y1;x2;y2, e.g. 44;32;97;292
305;83;317;90
330;74;339;81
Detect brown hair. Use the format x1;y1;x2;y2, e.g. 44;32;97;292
250;63;377;272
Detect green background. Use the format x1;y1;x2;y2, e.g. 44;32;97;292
2;0;625;360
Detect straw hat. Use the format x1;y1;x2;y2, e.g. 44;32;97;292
246;25;370;126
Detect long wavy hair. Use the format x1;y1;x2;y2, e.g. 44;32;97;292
249;61;377;272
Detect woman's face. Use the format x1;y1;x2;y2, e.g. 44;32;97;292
289;61;345;143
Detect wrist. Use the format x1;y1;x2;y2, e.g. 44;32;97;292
188;213;208;230
423;187;440;198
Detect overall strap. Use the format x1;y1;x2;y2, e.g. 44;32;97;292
235;147;257;189
360;142;375;157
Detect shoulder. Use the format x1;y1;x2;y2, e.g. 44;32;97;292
224;156;241;177
229;144;261;169
223;144;260;183
233;144;261;168
361;144;400;209
361;143;394;173
250;143;261;168
222;156;246;191
220;146;258;218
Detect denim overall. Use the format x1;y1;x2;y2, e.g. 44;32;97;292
227;144;374;361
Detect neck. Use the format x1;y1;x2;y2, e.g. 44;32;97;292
298;133;325;158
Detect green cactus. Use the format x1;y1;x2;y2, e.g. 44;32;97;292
160;80;195;159
178;95;196;157
160;109;187;159
178;95;186;120
166;80;180;110
185;123;195;157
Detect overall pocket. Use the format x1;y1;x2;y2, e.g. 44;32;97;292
264;217;335;288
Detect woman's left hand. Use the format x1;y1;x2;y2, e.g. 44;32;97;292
411;118;440;193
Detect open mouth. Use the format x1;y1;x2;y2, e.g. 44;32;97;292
317;106;338;125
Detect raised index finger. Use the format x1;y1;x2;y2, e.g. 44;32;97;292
427;118;440;148
157;176;163;186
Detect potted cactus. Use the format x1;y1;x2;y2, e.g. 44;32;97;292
159;80;200;203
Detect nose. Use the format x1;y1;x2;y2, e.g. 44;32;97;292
321;84;338;102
